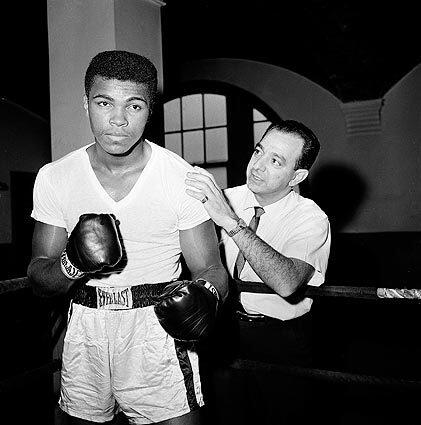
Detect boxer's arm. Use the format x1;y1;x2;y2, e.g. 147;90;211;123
154;219;228;341
28;215;122;297
180;219;228;302
27;221;74;297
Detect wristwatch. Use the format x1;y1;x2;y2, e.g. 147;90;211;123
227;218;247;237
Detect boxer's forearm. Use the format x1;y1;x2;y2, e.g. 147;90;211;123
27;256;75;297
192;263;229;302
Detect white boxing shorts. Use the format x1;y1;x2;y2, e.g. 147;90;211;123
59;297;204;424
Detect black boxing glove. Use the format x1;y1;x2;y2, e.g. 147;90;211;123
154;279;220;342
60;213;122;280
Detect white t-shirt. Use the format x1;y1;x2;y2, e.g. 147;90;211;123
221;185;331;320
31;140;210;287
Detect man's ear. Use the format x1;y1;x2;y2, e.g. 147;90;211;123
83;95;89;116
289;169;309;187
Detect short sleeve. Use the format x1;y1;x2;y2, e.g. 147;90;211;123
283;214;331;286
177;190;210;230
31;166;67;228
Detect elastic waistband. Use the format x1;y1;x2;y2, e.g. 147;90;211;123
72;281;169;310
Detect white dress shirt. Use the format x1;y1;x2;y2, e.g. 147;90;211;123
221;185;331;320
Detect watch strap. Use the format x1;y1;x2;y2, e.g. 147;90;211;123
227;218;247;237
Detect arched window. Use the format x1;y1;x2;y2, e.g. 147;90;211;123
163;85;279;188
164;94;228;188
253;109;271;145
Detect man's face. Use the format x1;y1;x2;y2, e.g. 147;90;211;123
246;129;306;206
84;76;151;155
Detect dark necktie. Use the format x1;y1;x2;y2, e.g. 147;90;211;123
233;206;265;280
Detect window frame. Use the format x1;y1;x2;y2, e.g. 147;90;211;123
162;81;279;188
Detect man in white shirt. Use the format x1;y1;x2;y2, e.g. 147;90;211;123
186;119;331;424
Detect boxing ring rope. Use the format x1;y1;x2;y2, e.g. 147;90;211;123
234;280;421;301
230;359;421;392
2;276;421;300
0;276;31;295
1;276;421;393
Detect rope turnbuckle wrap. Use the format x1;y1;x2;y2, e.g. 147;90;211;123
376;288;421;300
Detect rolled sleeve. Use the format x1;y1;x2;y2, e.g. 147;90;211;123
283;215;331;287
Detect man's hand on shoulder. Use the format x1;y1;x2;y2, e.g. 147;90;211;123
185;166;238;231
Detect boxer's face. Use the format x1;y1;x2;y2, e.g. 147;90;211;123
246;129;308;206
84;76;151;156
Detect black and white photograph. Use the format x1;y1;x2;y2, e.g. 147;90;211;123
1;1;421;424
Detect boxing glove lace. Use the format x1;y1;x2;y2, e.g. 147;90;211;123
154;279;220;342
60;213;122;279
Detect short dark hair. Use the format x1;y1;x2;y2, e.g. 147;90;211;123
261;119;320;170
84;50;158;109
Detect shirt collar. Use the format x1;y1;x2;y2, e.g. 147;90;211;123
241;187;298;214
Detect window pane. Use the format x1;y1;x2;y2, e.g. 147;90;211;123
183;130;204;164
164;99;181;132
205;128;228;162
254;121;271;144
182;94;203;130
253;109;267;121
165;133;182;157
206;167;227;189
204;94;226;127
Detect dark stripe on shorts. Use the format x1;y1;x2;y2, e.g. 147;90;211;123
174;341;200;411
